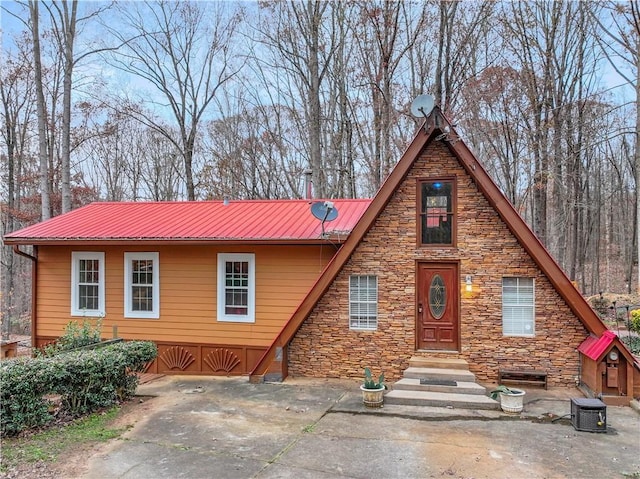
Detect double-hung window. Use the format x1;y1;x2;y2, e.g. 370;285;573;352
217;253;255;323
502;277;535;336
349;275;378;330
124;252;159;319
71;252;105;316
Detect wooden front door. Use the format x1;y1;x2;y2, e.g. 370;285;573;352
417;262;459;351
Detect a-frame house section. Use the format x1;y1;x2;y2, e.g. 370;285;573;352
250;106;640;405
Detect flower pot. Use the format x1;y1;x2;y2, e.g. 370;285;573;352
360;385;385;408
499;388;525;413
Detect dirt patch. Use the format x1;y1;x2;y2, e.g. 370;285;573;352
0;396;155;479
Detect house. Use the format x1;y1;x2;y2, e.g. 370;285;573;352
4;199;370;375
5;107;639;405
245;107;639;405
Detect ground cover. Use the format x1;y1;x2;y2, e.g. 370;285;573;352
0;398;146;479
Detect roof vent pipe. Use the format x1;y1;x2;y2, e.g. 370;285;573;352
304;170;313;200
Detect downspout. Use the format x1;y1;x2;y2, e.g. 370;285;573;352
12;245;37;352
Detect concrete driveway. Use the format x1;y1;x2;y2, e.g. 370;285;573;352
83;376;640;479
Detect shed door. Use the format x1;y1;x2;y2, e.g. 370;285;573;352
417;263;459;351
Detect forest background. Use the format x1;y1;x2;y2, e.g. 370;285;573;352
1;0;639;335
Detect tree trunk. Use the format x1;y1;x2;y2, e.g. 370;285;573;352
307;0;324;198
30;0;51;220
636;32;640;294
60;0;78;213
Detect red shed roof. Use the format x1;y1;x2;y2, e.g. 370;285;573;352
3;199;371;245
578;330;617;361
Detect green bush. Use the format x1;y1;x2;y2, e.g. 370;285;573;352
621;335;640;355
0;358;61;436
0;340;157;436
55;341;157;415
37;317;104;356
630;309;640;334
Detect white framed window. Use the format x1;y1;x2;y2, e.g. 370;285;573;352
217;253;255;323
124;252;159;319
349;275;378;330
71;252;105;316
502;277;535;336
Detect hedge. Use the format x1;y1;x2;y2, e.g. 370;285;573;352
630;309;640;334
0;340;156;436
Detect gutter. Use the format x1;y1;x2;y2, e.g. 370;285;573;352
12;245;37;352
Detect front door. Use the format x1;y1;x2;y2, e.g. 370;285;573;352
417;262;459;351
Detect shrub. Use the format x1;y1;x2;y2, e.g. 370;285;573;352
0;358;62;436
590;295;609;318
630;309;640;334
621;335;640;355
0;341;157;436
55;341;157;415
37;317;104;356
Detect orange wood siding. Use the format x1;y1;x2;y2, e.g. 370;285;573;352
36;244;336;346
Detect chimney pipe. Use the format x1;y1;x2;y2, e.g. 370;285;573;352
304;170;313;200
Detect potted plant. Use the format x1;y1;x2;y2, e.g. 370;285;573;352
490;385;526;413
360;367;385;408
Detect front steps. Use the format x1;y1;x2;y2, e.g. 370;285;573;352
384;356;500;410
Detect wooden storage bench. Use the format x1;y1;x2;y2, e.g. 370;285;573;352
498;369;548;389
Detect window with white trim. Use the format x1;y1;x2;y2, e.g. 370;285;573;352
71;252;105;316
349;275;378;330
502;277;535;336
217;253;255;323
124;252;159;319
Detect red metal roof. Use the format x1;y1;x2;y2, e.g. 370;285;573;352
577;330;617;361
3;199;371;244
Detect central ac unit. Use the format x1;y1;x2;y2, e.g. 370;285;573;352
570;398;607;433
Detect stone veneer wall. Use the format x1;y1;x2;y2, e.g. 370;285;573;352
288;141;589;386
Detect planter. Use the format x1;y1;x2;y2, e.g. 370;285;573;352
360;385;385;408
498;388;526;413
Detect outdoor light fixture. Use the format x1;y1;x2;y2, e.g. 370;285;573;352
465;275;473;292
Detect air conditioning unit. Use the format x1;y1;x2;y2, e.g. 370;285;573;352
570;398;607;433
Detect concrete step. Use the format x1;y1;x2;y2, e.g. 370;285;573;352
384;389;500;410
393;378;487;395
409;356;469;370
404;366;476;383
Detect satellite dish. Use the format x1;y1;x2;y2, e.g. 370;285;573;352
311;201;338;222
410;94;435;118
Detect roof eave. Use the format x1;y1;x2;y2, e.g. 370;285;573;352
4;237;349;246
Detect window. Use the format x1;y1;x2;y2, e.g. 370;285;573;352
502;277;534;336
419;180;455;245
349;275;378;330
217;253;255;323
124;252;159;319
71;252;105;316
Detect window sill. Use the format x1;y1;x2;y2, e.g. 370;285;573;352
218;317;255;323
71;310;105;317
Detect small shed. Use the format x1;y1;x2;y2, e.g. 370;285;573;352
578;331;636;406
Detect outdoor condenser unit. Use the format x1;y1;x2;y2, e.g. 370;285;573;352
570;398;607;433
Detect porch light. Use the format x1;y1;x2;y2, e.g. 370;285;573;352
465;275;473;292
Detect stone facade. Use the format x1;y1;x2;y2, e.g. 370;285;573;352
288;141;589;387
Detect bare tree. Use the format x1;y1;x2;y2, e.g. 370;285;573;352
434;0;495;118
350;1;428;187
28;0;52;220
255;0;339;198
0;33;38;339
594;1;640;294
104;1;243;200
42;0;78;214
